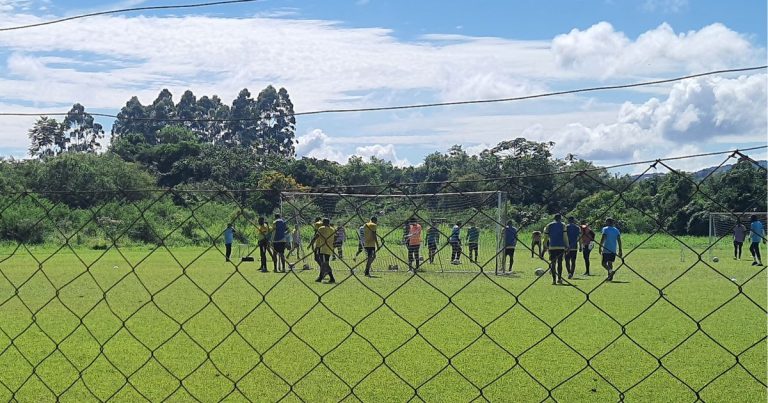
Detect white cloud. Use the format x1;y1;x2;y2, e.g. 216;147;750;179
464;143;490;156
552;22;760;77
0;0;32;12
552;74;767;162
0;12;762;166
295;129;410;166
295;129;346;163
354;144;409;167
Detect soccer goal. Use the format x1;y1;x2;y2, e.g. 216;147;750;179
280;190;508;273
707;212;768;260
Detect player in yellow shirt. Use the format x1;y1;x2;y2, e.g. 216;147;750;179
256;217;272;272
363;216;380;277
308;218;336;284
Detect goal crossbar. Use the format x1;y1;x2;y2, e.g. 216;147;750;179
280;190;508;273
282;191;501;198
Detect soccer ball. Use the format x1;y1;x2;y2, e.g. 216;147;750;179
534;268;545;277
730;278;737;282
113;265;119;270
712;257;719;263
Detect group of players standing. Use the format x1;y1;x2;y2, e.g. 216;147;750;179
500;214;622;285
224;212;635;285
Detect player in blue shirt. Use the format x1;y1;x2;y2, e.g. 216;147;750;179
500;220;518;274
223;223;235;262
565;217;581;279
272;214;288;273
543;214;569;285
599;218;623;282
749;215;765;266
466;223;480;263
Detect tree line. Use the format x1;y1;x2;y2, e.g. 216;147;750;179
2;87;765;246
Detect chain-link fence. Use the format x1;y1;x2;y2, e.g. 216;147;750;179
0;149;765;402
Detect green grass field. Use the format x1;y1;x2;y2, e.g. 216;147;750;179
0;234;765;402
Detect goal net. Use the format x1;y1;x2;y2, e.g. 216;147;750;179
280;190;507;273
708;212;768;260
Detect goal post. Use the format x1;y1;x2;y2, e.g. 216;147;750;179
280;190;508;273
708;212;768;260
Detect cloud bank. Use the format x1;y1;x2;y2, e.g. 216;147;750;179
0;10;763;168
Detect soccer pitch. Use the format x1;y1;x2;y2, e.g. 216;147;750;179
0;235;764;402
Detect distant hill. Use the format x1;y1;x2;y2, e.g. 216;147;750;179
633;160;767;181
691;160;767;180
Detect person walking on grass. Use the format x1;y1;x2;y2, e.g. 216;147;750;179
272;214;288;273
531;230;543;258
449;221;462;264
309;218;336;284
599;218;622;282
733;220;746;260
426;223;440;264
223;223;235;262
406;217;423;272
353;224;365;261
363;216;380;277
257;217;272;272
467;223;480;263
500;220;518;275
312;216;323;270
333;224;347;260
543;214;569;285
749;215;765;266
565;217;580;279
579;220;596;275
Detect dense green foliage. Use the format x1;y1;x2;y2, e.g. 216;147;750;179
7;88;766;246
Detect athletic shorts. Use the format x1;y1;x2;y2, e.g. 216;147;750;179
408;244;420;255
273;242;286;253
504;247;515;258
566;250;577;260
548;249;564;260
469;242;478;250
602;253;616;263
334;241;343;248
428;242;437;251
365;247;376;258
258;239;268;248
318;253;330;264
734;241;743;246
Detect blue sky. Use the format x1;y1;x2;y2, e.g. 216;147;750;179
0;0;765;170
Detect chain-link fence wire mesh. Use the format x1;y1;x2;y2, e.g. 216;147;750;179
0;149;765;402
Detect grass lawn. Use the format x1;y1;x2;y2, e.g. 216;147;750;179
0;234;764;402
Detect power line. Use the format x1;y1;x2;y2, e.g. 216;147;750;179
294;66;768;116
0;0;261;32
0;66;765;121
